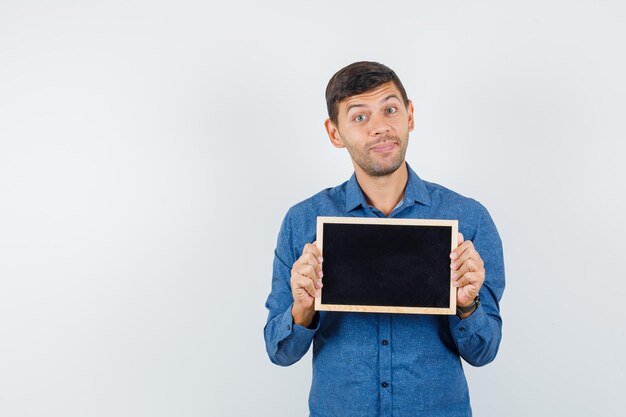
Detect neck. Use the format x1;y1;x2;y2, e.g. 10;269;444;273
354;162;408;217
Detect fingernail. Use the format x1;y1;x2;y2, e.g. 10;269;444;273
450;252;458;259
451;273;458;280
450;263;456;269
319;271;324;278
318;257;323;263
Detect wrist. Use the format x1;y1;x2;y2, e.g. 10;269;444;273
456;295;480;319
292;303;315;327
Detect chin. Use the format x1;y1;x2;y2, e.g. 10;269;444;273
365;160;405;177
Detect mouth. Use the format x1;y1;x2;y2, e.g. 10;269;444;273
370;141;398;153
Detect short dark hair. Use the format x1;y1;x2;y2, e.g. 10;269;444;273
325;61;409;125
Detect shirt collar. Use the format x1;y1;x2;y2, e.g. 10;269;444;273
344;162;431;213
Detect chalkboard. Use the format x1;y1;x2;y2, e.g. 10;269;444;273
315;217;458;315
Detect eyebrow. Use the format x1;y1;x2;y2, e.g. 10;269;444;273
345;94;401;114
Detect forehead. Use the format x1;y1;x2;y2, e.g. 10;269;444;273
340;82;403;110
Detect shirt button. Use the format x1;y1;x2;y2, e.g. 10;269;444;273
287;325;291;331
459;327;466;332
381;382;389;388
381;340;389;346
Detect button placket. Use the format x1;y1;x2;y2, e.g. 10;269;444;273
379;314;393;414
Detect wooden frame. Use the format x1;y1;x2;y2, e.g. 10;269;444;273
315;216;458;315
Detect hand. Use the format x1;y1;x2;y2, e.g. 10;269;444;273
290;242;323;327
450;233;485;311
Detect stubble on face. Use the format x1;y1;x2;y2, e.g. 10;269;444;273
342;132;409;177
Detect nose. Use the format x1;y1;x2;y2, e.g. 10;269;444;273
369;112;390;136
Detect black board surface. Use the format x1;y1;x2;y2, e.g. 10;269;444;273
317;218;457;314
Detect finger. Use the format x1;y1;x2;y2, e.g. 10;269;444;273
452;258;482;281
450;242;467;266
450;241;482;269
292;285;313;302
297;264;319;282
450;239;472;260
303;242;323;264
457;232;464;245
454;271;484;288
292;274;318;298
292;286;312;303
451;260;468;280
298;264;323;289
298;252;323;277
450;239;469;261
455;249;484;273
457;284;480;303
460;242;482;266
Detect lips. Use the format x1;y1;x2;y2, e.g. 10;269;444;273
370;141;397;153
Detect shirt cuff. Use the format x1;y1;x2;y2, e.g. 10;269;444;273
450;304;488;339
276;303;320;342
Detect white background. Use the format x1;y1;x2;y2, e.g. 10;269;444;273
1;1;625;416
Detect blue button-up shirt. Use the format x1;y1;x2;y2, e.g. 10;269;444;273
264;164;505;417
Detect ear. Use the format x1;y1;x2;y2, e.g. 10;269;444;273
324;118;345;149
407;100;415;132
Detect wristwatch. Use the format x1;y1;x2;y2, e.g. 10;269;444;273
456;294;480;317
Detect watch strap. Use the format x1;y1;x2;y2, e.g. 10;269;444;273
456;294;480;316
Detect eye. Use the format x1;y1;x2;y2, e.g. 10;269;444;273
385;107;398;114
354;114;367;122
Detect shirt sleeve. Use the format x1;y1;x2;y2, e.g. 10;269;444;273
448;204;505;367
263;211;319;366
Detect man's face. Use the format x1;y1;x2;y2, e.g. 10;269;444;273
325;82;414;177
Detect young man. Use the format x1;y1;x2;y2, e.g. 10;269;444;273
264;61;505;417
